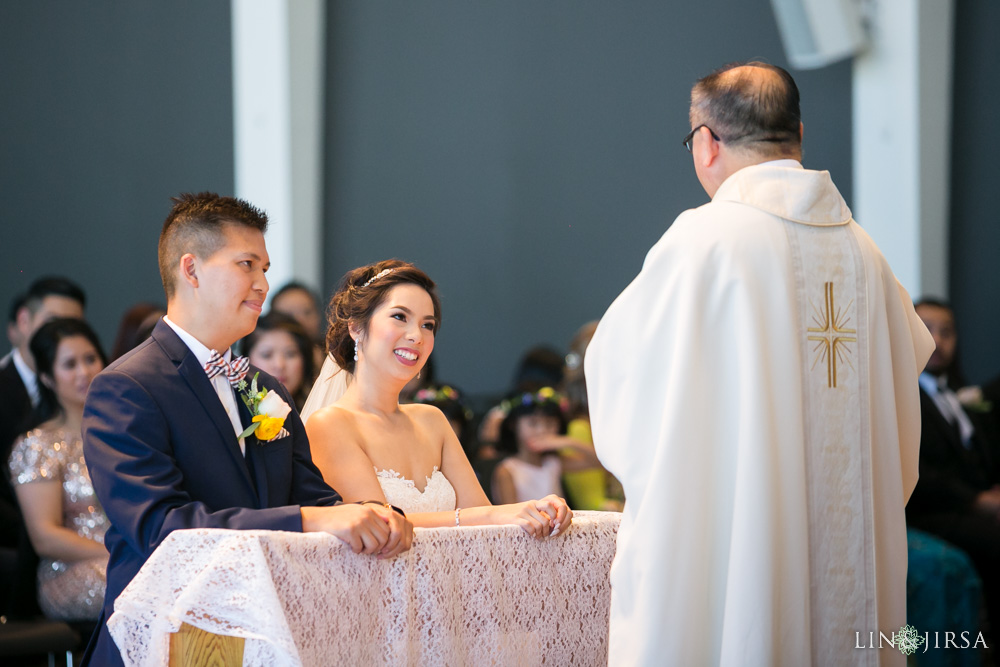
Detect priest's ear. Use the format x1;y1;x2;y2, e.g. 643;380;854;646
694;125;720;168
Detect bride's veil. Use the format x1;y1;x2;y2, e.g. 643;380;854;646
300;355;352;424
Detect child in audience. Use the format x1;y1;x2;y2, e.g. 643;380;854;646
492;388;573;505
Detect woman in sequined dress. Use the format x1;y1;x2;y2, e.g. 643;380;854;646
8;318;109;621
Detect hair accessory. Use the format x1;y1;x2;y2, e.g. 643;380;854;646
414;385;461;403
353;339;359;362
362;268;395;288
413;385;475;422
498;386;569;416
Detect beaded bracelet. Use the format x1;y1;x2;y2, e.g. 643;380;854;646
455;507;462;527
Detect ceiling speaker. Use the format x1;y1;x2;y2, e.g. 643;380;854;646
770;0;868;69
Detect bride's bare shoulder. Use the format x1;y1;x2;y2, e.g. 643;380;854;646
401;403;453;434
305;403;360;432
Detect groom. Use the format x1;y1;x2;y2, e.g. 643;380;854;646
82;192;413;666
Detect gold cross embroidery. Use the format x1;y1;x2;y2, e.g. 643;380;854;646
807;282;857;388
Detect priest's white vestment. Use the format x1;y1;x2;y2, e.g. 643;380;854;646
586;162;934;666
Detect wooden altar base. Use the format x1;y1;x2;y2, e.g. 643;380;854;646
169;623;244;667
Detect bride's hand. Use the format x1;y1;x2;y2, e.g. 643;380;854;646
495;496;573;539
536;494;573;537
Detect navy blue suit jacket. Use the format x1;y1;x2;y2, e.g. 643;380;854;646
81;320;340;666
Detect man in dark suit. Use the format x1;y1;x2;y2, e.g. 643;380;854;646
905;298;1000;636
0;278;86;549
82;193;413;666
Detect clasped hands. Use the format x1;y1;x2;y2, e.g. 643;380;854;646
504;495;573;539
302;494;573;556
301;503;413;559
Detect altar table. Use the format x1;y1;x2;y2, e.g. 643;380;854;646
108;510;621;666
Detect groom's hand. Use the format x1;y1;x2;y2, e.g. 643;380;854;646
301;504;408;555
365;503;414;559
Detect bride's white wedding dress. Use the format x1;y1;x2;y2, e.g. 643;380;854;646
303;357;459;514
376;467;457;513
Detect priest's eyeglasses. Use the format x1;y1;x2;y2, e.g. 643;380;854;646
682;124;721;153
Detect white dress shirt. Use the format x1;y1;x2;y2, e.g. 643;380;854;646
163;316;246;455
919;371;975;448
11;348;40;408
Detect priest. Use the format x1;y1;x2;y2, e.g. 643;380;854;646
586;62;934;666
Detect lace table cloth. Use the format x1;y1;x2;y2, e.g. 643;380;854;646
108;510;620;666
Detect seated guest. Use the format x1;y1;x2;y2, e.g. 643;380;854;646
906;298;1000;639
241;311;315;411
558;322;623;511
2;293;26;368
492;388;571;505
109;302;165;361
1;277;86;456
9;318;109;621
81;193;412;667
270;281;326;371
906;528;982;663
304;259;572;535
478;345;567;456
1;278;86;550
410;384;473;454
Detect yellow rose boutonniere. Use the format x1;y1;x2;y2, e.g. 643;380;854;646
236;373;292;443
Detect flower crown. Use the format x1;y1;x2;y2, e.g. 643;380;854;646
499;386;569;416
414;385;461;403
412;385;474;422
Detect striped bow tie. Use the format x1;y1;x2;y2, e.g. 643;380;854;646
203;350;250;387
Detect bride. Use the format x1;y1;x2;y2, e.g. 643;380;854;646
303;260;572;538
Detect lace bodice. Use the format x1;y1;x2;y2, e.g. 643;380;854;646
376;467;457;513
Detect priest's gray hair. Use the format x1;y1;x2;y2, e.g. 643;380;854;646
690;61;801;159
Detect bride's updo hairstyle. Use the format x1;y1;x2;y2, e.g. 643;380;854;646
326;259;441;374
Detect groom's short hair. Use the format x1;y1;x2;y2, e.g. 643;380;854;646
158;192;269;299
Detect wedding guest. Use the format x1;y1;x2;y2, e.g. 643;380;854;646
492;388;568;505
271;282;323;342
2;293;26;368
241;311;315;411
9;318;108;621
109;302;165;361
1;277;86;457
81;192;412;667
410;384;473;454
1;278;86;550
270;281;326;371
478;345;566;451
558;322;623;511
906;298;1000;637
304;259;572;535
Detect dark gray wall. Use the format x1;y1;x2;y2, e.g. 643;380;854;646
322;0;854;396
5;2;992;397
1;2;234;354
949;0;1000;386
